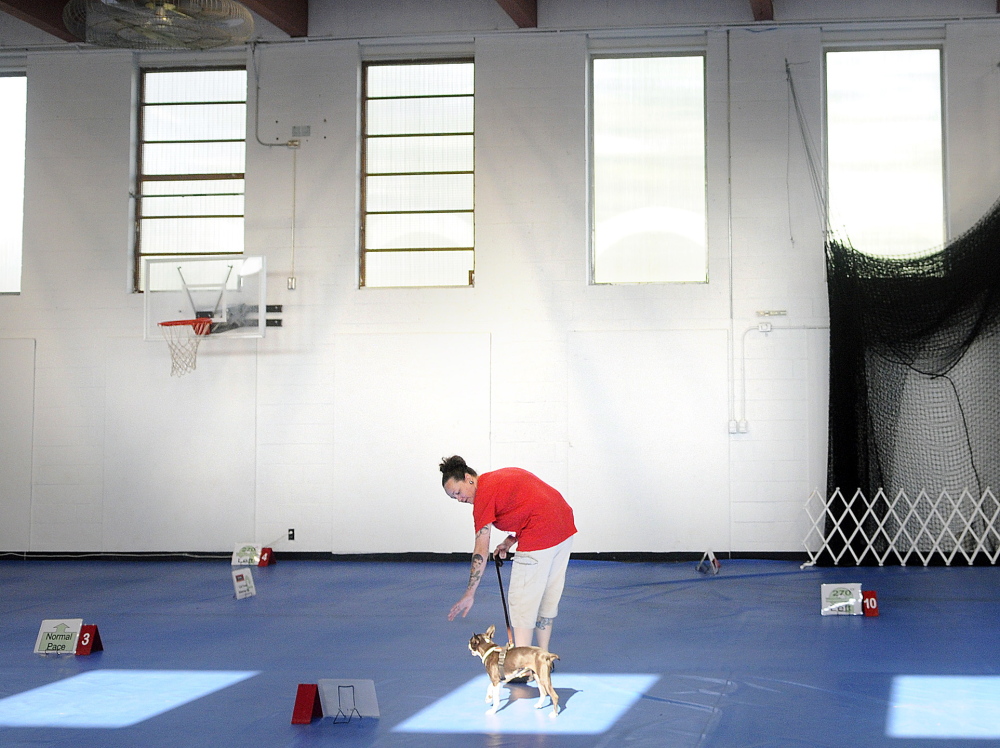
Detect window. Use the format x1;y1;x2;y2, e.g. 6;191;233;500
0;74;26;294
826;49;944;258
361;61;475;288
135;68;247;290
591;55;707;284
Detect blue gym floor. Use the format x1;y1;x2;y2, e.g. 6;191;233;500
1;557;999;747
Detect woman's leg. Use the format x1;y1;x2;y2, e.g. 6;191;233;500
535;536;573;651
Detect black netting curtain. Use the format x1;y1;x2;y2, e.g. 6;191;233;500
825;197;1000;564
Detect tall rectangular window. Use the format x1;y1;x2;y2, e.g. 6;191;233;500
361;61;475;288
0;74;26;294
591;55;706;284
826;49;944;258
136;68;246;289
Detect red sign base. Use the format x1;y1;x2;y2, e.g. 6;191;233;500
258;547;275;566
75;624;104;655
291;683;323;724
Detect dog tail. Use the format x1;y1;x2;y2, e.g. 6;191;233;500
546;652;560;662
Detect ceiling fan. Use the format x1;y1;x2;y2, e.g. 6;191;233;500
63;0;254;50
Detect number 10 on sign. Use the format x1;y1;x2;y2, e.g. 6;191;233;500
863;590;879;617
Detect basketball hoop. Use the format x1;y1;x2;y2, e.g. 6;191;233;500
158;318;212;376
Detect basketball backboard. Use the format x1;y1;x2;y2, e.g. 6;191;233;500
143;255;267;340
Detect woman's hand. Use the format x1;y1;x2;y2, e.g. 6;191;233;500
448;591;475;620
493;536;516;559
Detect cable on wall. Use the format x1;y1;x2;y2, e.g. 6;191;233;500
786;58;829;235
250;40;299;290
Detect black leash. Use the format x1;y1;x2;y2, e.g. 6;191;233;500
492;553;514;647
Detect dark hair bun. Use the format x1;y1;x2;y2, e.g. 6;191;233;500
439;455;467;474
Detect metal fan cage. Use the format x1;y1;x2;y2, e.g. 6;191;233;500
63;0;253;50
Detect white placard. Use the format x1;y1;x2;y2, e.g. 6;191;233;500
232;567;256;599
34;618;83;654
317;679;380;719
821;583;862;615
232;543;261;566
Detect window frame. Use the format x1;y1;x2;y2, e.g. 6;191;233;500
133;65;247;291
588;51;709;285
359;58;476;289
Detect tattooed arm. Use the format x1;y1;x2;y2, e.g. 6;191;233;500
448;525;492;621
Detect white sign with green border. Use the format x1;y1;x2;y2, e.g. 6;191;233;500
34;618;83;654
232;543;261;566
821;583;862;615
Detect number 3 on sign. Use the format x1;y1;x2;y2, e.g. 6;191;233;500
75;624;104;655
862;590;879;617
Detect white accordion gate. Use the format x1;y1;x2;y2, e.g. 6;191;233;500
803;487;1000;566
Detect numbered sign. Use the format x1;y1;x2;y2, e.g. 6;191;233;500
232;567;257;599
821;583;862;615
258;547;275;567
34;619;83;654
863;590;879;617
75;624;104;655
291;683;324;724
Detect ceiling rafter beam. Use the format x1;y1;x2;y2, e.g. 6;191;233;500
750;0;774;22
0;0;76;42
495;0;536;28
240;0;308;38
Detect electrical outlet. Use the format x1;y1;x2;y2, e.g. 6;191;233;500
288;528;295;541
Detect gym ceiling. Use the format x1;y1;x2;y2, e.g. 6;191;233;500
0;0;782;42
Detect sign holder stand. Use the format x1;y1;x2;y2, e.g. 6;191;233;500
332;684;363;724
696;550;721;575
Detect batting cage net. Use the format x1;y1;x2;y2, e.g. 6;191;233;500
823;197;1000;565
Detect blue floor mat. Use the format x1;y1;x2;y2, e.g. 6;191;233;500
0;558;999;747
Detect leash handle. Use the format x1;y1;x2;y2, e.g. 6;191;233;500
493;554;514;647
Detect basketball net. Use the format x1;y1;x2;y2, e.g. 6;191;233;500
158;318;212;376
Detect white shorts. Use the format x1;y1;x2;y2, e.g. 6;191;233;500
508;535;574;629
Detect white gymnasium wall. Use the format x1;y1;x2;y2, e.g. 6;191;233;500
0;1;999;553
330;333;491;552
568;330;731;551
0;339;34;551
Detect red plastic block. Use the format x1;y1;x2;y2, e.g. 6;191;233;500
862;590;879;617
75;624;104;655
258;547;275;566
291;683;323;724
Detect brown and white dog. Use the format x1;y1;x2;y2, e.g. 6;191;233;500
468;624;560;716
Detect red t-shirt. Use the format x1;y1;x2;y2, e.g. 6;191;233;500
473;467;577;552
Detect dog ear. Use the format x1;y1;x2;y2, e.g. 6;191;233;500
486;624;495;637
